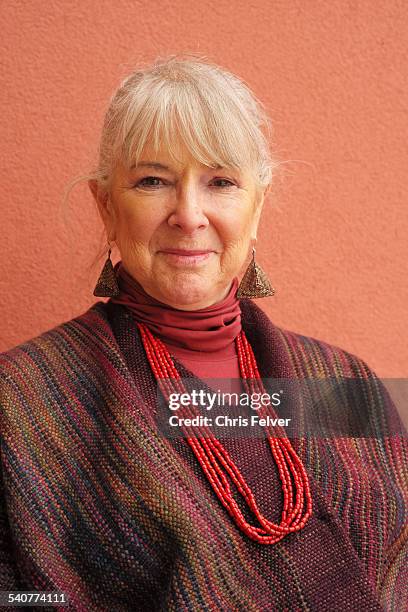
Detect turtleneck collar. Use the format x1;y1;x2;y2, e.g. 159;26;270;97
109;262;242;353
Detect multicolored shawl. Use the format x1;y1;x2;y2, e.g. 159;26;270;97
0;299;406;611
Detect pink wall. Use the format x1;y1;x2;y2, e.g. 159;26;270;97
1;1;407;377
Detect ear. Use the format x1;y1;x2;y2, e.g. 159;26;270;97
250;191;265;240
88;179;116;242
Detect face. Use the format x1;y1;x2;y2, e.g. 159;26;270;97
89;136;265;310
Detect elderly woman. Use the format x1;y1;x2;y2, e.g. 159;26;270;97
0;56;407;612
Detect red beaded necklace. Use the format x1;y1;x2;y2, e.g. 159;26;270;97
137;321;313;544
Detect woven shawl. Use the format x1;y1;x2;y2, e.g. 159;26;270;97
0;299;407;611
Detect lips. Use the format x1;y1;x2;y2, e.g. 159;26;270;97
158;249;214;266
160;249;214;255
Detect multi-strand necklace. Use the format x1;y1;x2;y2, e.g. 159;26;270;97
137;322;313;544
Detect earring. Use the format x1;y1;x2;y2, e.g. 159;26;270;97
237;247;275;299
93;244;120;297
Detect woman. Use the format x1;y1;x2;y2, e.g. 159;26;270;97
0;55;406;612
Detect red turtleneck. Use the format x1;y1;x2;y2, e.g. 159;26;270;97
110;262;242;381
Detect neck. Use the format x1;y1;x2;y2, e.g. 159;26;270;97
109;262;242;353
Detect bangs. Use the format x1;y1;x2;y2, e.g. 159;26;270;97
119;77;259;174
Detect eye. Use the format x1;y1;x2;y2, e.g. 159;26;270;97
211;178;236;189
134;176;165;189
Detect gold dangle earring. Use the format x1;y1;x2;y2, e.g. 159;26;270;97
237;246;275;299
93;242;120;297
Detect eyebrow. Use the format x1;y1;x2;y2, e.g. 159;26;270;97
130;161;224;171
130;161;170;170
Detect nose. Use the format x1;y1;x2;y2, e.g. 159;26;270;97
167;182;209;234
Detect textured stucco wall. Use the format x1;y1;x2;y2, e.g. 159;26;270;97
0;1;407;377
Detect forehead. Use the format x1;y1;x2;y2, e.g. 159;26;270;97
124;115;255;171
128;137;254;181
134;137;198;167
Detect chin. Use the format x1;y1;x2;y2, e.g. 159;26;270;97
158;273;218;309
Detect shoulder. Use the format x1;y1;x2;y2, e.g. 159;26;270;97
0;301;125;433
0;301;113;385
240;299;407;436
281;325;374;379
239;298;375;379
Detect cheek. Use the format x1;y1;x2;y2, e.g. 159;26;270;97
218;217;253;268
116;201;160;247
220;206;255;245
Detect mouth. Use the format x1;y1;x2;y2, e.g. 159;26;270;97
161;249;214;255
158;249;215;266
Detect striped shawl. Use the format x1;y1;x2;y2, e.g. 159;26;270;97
0;299;407;611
